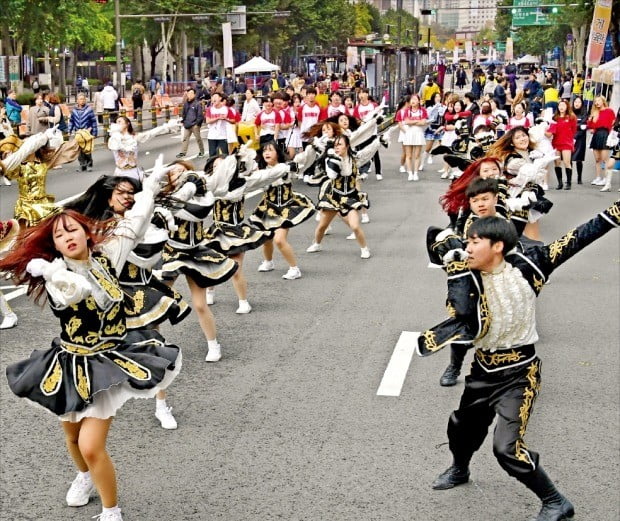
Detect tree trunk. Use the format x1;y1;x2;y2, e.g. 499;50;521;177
572;23;588;74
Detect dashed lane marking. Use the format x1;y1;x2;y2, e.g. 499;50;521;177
376;331;419;397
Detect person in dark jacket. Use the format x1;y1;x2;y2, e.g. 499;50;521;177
177;87;205;158
69;93;98;171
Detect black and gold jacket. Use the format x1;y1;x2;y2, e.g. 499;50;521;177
418;201;620;357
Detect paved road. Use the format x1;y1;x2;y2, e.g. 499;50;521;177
1;133;618;521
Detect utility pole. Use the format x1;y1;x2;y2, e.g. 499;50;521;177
396;0;403;103
114;0;122;91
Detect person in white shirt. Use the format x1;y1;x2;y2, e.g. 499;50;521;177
241;89;260;122
100;82;119;122
205;93;233;156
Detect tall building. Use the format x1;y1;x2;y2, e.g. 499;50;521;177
364;1;422;17
432;0;497;31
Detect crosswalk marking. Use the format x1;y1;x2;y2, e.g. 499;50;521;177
4;286;27;301
376;331;419;397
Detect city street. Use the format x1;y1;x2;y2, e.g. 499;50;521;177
1;134;618;521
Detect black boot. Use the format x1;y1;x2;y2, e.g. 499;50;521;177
554;167;563;190
432;464;470;490
440;345;466;386
564;168;572;190
575;162;583;184
519;466;575;521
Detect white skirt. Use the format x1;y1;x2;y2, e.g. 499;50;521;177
441;130;458;147
287;127;302;149
403;125;426;146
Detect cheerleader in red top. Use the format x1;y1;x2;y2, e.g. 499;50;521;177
394;97;411;174
254;97;282;146
587;96;615;185
549;100;577;190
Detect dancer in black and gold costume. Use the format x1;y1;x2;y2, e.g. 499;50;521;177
250;140;315;280
0;156;179;521
417;201;620;521
66;174;190;429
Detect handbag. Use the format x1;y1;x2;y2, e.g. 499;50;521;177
606;130;619;148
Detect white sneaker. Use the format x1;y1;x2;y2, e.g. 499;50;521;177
345;232;356;240
594;177;606;186
257;260;275;272
376;174;383;181
427;156;433;164
155;406;178;429
236;301;252;314
413;172;420;181
407;172;414;181
92;508;123;521
440;171;449;179
66;473;95;507
306;242;322;253
0;312;17;329
282;267;302;280
206;289;215;305
205;343;222;362
399;166;406;173
591;177;602;185
437;167;446;174
360;247;371;259
359;172;368;180
324;225;332;235
540;183;549;191
1;176;11;186
361;213;370;224
419;163;424;171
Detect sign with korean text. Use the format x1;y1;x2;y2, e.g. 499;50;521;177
585;0;612;67
512;0;555;26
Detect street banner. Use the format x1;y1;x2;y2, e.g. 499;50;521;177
222;22;234;69
506;38;514;61
585;0;612;67
465;40;473;61
0;56;7;83
453;46;458;64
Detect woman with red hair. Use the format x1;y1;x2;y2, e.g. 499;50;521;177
0;159;179;521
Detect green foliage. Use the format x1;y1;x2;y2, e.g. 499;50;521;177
380;9;419;45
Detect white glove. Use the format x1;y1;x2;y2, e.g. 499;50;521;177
153;207;178;233
326;148;337;158
44;126;64;149
528;149;544;160
48;269;92;306
580;124;587;130
173;181;197;202
26;257;67;280
142;154;171;195
442;248;468;265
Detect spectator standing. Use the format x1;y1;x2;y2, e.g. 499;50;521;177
46;93;68;134
100;81;119;122
549;100;577;190
587;96;615;186
68;92;98;172
571;96;587;184
254;96;281;145
130;80;145;119
204;92;231;156
571;73;584;100
93;84;104;123
177;87;205;159
31;77;40;94
26;94;50;136
421;77;441;108
241;89;261;123
81;77;90;95
4;90;23;130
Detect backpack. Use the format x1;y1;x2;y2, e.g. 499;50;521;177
132;87;142;99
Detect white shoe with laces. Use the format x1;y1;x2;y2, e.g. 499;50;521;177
92;508;123;521
257;260;275;272
236;301;252;314
360;247;371;259
66;473;96;507
282;267;302;280
206;289;215;305
205;343;222;362
345;232;356;240
0;312;17;329
361;213;370;224
427;156;433;164
155;406;178;429
306;243;322;253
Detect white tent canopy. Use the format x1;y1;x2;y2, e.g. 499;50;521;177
516;54;540;64
592;56;620;111
234;56;280;75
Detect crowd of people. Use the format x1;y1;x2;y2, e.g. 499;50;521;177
0;62;618;521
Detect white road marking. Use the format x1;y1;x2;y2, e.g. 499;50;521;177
376;331;420;397
4;286;27;301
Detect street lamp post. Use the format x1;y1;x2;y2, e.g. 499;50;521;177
295;43;305;72
114;0;122;91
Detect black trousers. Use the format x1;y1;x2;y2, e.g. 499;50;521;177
78;150;93;169
448;356;542;480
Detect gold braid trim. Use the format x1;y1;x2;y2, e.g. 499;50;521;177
75;363;90;401
446;260;469;275
547;229;576;264
515;361;541;465
41;358;63;395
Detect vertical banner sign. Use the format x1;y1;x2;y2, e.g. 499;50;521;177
506;38;514;62
585;0;612;67
8;56;19;90
0;56;7;83
222;22;234;69
453;46;458;64
465;40;473;61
